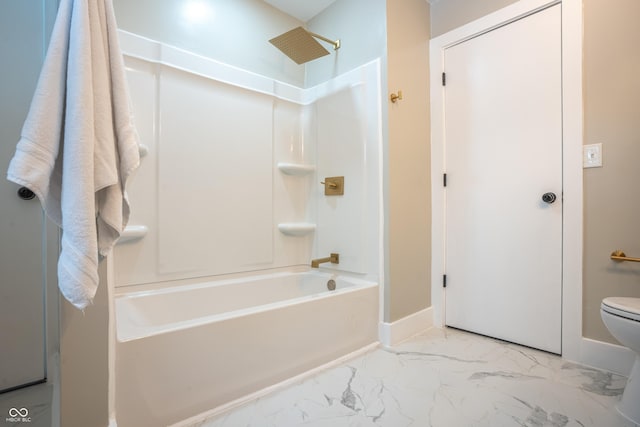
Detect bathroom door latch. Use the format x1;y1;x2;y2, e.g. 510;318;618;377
321;176;344;196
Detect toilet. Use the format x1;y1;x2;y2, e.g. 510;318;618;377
601;297;640;424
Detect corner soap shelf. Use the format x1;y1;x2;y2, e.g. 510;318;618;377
277;162;316;176
278;223;316;236
276;162;316;236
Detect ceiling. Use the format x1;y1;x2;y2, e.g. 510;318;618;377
262;0;339;22
263;0;436;23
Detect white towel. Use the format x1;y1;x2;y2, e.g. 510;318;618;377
6;0;140;310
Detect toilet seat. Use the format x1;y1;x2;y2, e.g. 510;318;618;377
601;297;640;322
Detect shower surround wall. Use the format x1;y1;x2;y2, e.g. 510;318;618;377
114;31;382;287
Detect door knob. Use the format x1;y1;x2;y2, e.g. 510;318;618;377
541;192;556;204
17;187;35;201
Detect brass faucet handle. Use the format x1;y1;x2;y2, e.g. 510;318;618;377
321;176;344;195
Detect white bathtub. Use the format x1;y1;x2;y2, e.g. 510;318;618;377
114;270;379;427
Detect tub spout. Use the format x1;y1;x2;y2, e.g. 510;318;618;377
311;253;339;268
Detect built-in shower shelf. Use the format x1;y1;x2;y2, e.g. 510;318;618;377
117;225;149;244
277;162;316;176
278;223;316;236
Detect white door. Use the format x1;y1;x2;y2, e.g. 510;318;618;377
0;0;52;392
444;4;562;354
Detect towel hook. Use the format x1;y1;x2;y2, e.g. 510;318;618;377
390;90;403;103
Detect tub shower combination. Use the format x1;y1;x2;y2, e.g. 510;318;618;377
110;31;382;426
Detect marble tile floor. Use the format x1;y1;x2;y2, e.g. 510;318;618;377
195;327;638;427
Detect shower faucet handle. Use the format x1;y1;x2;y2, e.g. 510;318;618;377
321;176;344;196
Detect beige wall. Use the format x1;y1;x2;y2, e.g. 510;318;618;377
582;0;640;343
386;0;431;321
430;0;640;345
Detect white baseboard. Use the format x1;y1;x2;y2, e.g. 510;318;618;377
379;307;433;347
579;337;636;377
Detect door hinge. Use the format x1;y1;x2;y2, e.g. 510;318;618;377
443;173;447;187
443;274;447;288
442;72;446;86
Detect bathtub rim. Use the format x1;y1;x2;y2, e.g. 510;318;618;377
115;268;379;343
113;264;379;295
116;266;374;299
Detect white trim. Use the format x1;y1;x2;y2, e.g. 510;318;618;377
118;30;382;107
580;338;636;377
559;0;584;363
379;307;433;347
106;256;117;427
430;0;583;359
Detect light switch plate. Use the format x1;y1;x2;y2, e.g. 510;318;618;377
583;143;602;168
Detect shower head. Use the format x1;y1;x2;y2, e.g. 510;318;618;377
269;26;340;65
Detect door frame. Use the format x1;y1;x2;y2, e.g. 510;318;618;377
430;0;583;360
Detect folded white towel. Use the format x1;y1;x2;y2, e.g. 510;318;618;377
6;0;140;309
